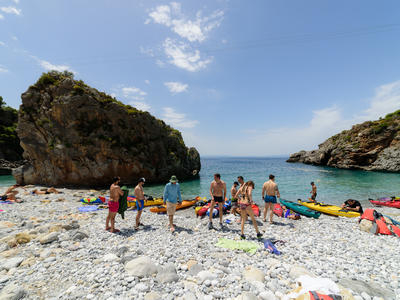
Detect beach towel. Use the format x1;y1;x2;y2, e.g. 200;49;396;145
215;238;260;254
78;206;98;212
80;197;103;205
118;186;129;219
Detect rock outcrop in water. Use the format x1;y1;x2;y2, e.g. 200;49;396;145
13;71;200;187
287;110;400;172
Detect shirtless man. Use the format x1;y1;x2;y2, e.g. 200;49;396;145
209;173;227;230
262;174;280;224
230;181;239;216
134;178;146;230
106;176;123;233
310;182;317;202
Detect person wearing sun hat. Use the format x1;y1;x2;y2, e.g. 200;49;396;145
163;175;182;232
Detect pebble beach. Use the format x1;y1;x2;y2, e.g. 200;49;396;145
0;187;400;300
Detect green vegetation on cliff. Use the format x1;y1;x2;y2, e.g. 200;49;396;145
0;97;23;161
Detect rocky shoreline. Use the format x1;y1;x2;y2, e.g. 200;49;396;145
0;186;399;299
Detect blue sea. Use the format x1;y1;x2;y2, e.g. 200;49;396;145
1;157;400;205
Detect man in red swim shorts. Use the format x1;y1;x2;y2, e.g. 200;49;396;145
106;176;123;233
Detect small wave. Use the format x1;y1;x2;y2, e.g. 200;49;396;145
288;167;333;173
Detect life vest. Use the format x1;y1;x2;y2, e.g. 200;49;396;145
309;291;342;300
360;209;400;237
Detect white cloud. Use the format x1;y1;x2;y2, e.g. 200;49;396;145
147;3;224;43
0;14;4;20
164;81;188;94
0;6;21;15
145;80;150;85
162;107;198;128
358;79;400;121
130;101;151;112
37;59;74;73
11;36;17;41
163;38;212;72
0;66;9;73
0;41;5;46
122;87;147;101
13;0;20;4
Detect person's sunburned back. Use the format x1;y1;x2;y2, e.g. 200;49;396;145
265;180;277;196
110;183;121;201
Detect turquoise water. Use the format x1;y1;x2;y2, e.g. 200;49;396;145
1;157;400;205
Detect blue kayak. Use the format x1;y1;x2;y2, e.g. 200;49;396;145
279;199;321;219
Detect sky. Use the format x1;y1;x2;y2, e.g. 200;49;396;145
1;0;400;156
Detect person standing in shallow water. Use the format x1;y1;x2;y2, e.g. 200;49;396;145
134;178;146;230
262;174;280;224
163;175;182;233
208;173;227;230
310;182;317;202
107;176;123;233
235;181;262;240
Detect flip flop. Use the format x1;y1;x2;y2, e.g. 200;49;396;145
170;227;175;233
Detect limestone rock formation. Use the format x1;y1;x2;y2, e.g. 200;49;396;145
287;110;400;172
13;71;200;186
0;97;24;174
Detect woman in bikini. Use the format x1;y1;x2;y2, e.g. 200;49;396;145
235;181;262;240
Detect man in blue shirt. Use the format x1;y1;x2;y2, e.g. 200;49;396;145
163;175;182;232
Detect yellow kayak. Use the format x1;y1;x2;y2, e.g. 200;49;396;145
127;197;164;208
298;200;361;218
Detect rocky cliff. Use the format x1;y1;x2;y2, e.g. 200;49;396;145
0;97;24;174
13;71;200;187
287;110;400;172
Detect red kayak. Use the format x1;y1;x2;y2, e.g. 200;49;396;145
369;199;400;209
273;203;283;217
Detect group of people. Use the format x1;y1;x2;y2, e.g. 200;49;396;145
106;175;182;233
105;173;364;238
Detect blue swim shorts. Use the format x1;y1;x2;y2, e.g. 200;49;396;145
137;199;145;211
264;196;277;203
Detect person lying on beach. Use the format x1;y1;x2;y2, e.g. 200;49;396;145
235;180;262;240
134;177;146;230
0;184;26;202
230;181;239;216
282;205;301;220
106;176;123;233
32;187;60;195
341;199;363;213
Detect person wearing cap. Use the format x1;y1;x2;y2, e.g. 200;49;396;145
163;175;182;232
134;177;146;230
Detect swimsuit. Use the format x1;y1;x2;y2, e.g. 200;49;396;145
213;196;224;203
264;195;277;203
0;195;7;201
137;199;145;211
108;201;119;212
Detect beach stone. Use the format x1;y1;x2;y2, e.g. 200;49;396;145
135;283;149;293
243;266;265;282
259;290;277;300
359;219;376;234
361;292;372;300
176;292;196;300
103;253;118;262
1;257;24;271
71;231;88;241
116;246;129;257
197;270;217;284
156;263;179;283
62;221;80;230
14;233;31;244
144;292;161;300
235;292;258;300
48;224;63;233
186;259;198;269
339;279;395;299
188;263;203;276
0;276;9;284
289;266;314;279
39;232;59;244
125;256;158;277
0;283;26;300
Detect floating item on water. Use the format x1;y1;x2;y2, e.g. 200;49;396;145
215;237;260;254
78;206;98;212
298;200;360;218
369;198;400;209
280;199;321;219
150;199;198;213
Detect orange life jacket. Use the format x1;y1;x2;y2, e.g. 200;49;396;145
309;291;342;300
360;208;375;221
360;208;400;237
